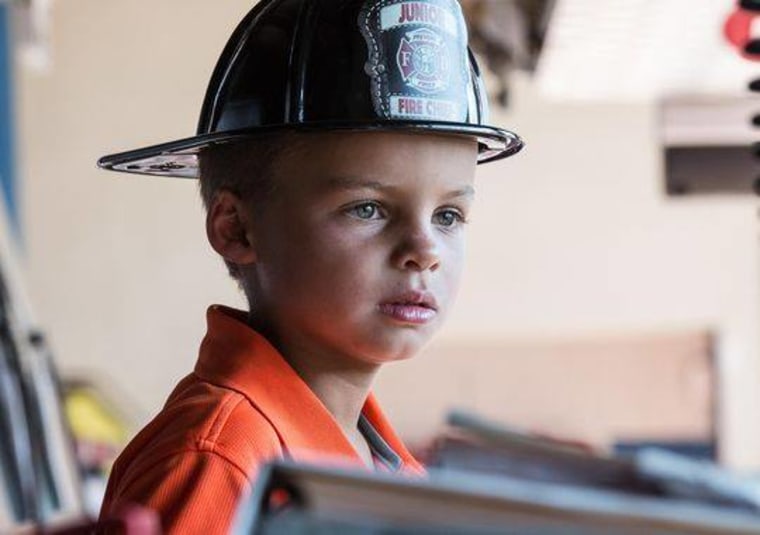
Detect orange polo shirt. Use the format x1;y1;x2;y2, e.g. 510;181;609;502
99;305;425;534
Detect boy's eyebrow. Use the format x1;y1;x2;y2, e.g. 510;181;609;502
443;185;476;199
325;176;475;198
326;176;395;192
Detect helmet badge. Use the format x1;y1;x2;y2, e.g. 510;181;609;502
359;0;471;123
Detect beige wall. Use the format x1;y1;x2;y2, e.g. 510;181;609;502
16;1;760;467
376;331;717;449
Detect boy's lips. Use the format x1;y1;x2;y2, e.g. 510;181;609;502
378;291;438;325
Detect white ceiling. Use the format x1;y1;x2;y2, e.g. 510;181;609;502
535;0;759;101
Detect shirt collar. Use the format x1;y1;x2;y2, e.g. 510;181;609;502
193;305;424;474
359;415;403;472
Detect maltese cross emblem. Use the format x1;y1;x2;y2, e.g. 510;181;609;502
396;28;450;94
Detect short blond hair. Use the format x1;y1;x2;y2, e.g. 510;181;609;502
198;132;297;279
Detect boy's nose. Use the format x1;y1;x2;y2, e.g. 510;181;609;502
391;225;441;273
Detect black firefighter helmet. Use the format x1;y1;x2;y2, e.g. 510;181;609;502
98;0;524;178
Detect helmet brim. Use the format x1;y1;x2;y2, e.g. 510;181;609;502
97;121;524;179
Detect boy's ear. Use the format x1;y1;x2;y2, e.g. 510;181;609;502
206;190;258;266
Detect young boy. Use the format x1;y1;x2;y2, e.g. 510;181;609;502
96;0;522;532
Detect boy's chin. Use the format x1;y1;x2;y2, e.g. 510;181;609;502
358;327;439;364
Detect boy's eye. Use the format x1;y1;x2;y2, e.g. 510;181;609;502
433;208;465;227
347;202;383;220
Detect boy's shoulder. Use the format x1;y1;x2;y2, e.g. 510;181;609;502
111;372;284;493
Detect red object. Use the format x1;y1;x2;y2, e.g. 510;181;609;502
99;306;425;534
724;6;760;61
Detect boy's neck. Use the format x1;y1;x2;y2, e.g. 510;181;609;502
247;312;381;438
297;364;379;432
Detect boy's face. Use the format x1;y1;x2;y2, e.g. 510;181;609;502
240;130;478;365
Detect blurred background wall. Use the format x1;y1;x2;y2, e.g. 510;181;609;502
13;0;760;468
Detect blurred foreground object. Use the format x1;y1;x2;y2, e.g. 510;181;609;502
62;378;135;517
635;448;760;512
0;197;83;529
233;460;760;534
426;410;660;495
427;410;760;512
0;178;140;531
33;505;161;535
235;411;760;533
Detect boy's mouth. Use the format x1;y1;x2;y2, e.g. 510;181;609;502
378;291;438;325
